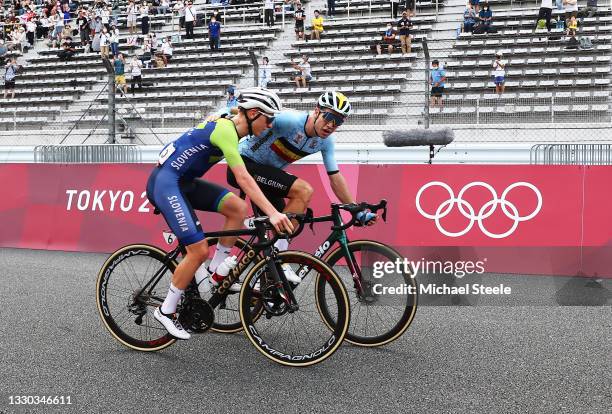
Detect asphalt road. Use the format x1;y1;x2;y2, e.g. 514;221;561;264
0;248;610;413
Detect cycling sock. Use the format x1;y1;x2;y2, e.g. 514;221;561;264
209;241;232;272
161;282;184;314
274;239;289;252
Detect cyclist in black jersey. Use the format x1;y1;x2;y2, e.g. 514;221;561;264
148;88;294;340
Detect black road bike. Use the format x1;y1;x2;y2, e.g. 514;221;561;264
202;200;418;347
96;213;350;367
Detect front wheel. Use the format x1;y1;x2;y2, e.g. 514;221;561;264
240;251;350;367
319;240;418;347
96;244;178;351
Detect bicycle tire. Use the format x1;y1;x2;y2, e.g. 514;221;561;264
318;240;418;347
201;237;262;333
96;244;178;351
240;251;350;367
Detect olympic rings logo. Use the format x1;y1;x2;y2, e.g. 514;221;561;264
415;181;543;239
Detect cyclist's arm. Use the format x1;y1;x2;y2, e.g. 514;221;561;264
211;121;293;232
329;172;354;204
321;137;353;204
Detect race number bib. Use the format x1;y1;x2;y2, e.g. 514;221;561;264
158;143;176;165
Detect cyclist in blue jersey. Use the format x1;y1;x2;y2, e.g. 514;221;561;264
146;87;293;340
208;91;377;283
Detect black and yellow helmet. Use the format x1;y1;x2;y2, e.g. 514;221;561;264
317;91;352;117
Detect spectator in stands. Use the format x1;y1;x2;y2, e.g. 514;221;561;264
397;10;413;56
284;0;295;11
0;40;8;66
91;15;103;39
114;52;127;94
563;0;578;21
129;55;143;94
208;15;221;50
51;8;64;48
77;9;90;47
25;17;35;47
259;56;271;88
184;1;196;39
291;54;312;89
463;3;477;33
112;0;121;24
469;0;480;14
158;0;170;15
390;0;400;19
140;2;150;35
210;8;224;24
61;24;73;45
174;0;185;32
566;15;578;36
478;2;493;28
127;0;137;34
429;59;446;109
225;85;238;112
160;36;173;65
294;2;305;40
404;0;416;17
39;13;51;40
110;25;119;57
12;26;28;52
3;57;20;99
376;22;397;55
57;35;76;60
99;26;110;58
535;0;553;31
264;0;274;27
327;0;336;19
492;52;505;96
311;10;323;40
101;5;110;31
578;0;597;19
139;37;153;67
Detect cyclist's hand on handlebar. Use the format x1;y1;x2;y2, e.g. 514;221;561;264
269;212;294;234
356;210;378;227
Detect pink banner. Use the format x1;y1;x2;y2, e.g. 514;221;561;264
1;163;611;277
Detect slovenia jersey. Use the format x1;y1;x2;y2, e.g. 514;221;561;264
156;118;244;179
238;110;339;174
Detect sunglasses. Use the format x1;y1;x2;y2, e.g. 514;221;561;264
320;110;346;127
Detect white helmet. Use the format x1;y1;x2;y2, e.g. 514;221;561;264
237;87;282;114
317;91;352;117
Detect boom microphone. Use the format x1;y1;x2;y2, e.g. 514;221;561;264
383;128;454;147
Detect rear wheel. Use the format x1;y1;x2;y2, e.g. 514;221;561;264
96;244;178;351
318;240;418;347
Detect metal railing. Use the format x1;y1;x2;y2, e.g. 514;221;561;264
429;96;612;125
530;144;612;164
33;145;142;163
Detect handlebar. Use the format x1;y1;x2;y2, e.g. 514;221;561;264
249;209;314;248
330;199;387;231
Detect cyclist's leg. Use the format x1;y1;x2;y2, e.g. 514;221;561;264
147;169;209;338
183;178;247;271
226;159;289;213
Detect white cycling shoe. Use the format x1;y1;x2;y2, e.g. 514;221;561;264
154;307;191;340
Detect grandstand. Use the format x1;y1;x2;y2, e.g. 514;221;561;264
0;0;610;145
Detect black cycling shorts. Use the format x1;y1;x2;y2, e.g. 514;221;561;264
226;156;298;212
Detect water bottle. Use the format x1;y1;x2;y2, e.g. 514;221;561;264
215;256;238;280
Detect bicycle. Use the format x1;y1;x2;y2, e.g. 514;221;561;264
204;199;418;347
96;212;350;367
